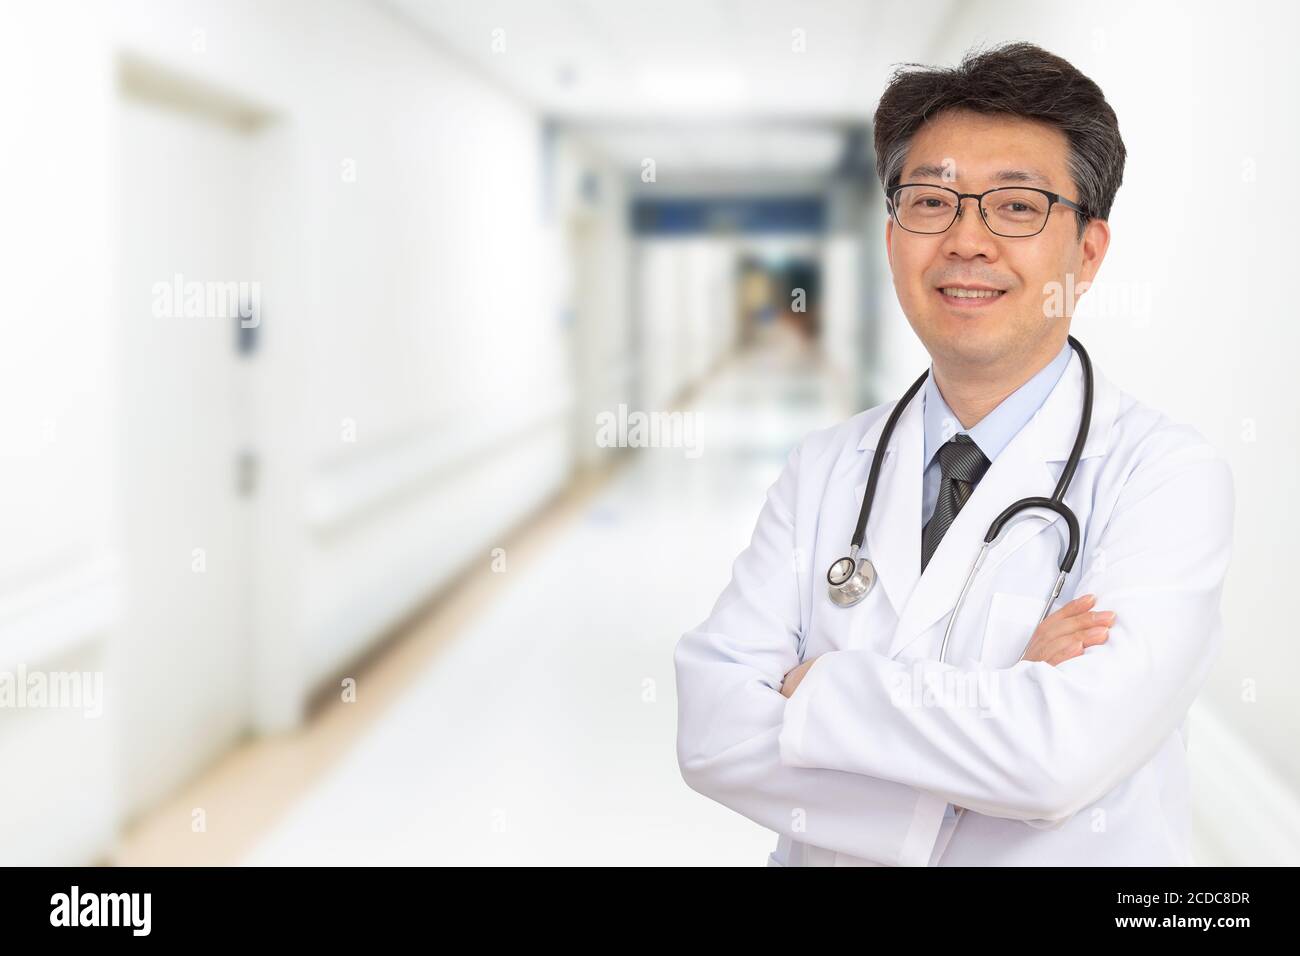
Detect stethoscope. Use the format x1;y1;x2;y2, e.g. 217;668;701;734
826;335;1093;664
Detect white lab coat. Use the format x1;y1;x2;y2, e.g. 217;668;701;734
674;349;1235;866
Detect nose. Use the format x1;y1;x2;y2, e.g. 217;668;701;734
942;196;999;259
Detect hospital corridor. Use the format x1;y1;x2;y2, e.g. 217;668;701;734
4;0;1300;871
118;323;853;866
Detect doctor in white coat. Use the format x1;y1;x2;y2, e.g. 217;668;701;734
673;42;1235;866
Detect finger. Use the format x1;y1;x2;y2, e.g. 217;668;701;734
1024;634;1073;663
1041;638;1081;663
1038;597;1096;636
1050;608;1112;639
1042;643;1072;666
1039;604;1099;641
1025;602;1110;660
1053;627;1114;663
1055;594;1096;617
1080;625;1111;647
1050;594;1099;623
1043;627;1105;659
1049;641;1086;666
1063;611;1116;637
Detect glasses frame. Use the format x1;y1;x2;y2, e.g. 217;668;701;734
886;183;1091;238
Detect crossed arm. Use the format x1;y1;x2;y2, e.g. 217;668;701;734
776;431;1233;821
675;430;1234;848
674;443;949;864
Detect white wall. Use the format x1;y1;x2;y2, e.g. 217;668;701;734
0;0;120;864
871;0;1300;861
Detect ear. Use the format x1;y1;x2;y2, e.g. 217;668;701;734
1075;217;1111;288
885;215;894;271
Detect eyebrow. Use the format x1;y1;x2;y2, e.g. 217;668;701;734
904;164;1053;187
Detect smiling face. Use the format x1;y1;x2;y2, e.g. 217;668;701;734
885;108;1110;378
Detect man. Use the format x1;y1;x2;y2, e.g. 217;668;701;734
673;42;1234;866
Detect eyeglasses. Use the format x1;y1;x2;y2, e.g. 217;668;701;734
886;183;1090;238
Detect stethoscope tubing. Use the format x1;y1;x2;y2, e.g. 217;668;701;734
826;336;1095;663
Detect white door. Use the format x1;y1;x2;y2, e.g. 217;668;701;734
116;93;256;814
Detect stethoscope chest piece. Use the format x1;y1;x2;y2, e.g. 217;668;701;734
827;554;876;608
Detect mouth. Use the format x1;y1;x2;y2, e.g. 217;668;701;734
935;285;1008;309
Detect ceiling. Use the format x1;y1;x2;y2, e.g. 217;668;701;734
574;122;848;176
383;0;957;173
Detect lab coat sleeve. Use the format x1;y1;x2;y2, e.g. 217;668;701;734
674;440;949;865
778;427;1235;824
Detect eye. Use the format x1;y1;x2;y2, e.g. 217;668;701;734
990;196;1045;219
910;193;954;208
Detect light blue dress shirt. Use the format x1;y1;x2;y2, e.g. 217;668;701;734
920;339;1071;829
922;340;1072;528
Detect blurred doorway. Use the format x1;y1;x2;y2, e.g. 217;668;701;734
115;60;276;815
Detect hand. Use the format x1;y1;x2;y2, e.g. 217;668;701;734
1020;593;1115;666
780;658;818;698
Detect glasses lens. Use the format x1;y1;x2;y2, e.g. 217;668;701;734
980;187;1050;236
892;185;958;233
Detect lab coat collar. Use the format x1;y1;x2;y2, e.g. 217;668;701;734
853;346;1120;658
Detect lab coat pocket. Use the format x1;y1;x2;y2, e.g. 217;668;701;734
766;852;786;867
980;590;1047;667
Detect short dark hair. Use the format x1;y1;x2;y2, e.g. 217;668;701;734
873;41;1126;237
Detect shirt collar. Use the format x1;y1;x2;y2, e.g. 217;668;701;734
923;340;1072;468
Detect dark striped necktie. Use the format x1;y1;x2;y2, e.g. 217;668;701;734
921;433;991;573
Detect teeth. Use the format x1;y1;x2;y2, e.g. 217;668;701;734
941;288;1003;298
